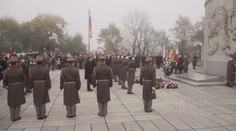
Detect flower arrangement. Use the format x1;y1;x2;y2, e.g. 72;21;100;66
156;77;179;89
161;81;179;89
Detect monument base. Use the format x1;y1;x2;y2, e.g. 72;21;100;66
169;72;226;87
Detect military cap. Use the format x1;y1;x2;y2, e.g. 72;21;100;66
99;56;106;60
9;57;19;63
145;57;152;62
66;57;75;62
35;55;44;62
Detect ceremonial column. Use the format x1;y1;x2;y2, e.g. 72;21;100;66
204;0;236;78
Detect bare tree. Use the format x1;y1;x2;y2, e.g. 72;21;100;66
122;9;151;55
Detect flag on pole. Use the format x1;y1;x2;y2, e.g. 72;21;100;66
9;47;13;59
175;46;179;55
89;10;92;38
162;46;166;59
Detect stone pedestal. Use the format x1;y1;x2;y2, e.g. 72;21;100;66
204;0;236;78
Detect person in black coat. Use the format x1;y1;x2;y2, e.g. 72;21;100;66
84;54;97;91
0;55;7;81
177;55;184;74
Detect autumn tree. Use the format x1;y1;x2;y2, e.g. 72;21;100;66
97;23;122;53
170;15;194;54
62;33;87;53
30;14;67;53
0;17;21;52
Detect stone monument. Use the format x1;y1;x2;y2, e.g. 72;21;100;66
204;0;236;78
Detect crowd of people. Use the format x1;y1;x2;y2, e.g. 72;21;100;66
0;51;202;121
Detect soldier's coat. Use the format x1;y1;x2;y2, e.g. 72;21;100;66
140;65;156;100
93;63;113;103
127;59;136;86
120;59;128;81
29;64;51;106
3;67;26;106
60;65;81;105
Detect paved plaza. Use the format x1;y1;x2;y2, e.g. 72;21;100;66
0;68;236;131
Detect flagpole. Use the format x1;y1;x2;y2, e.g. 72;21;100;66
88;9;90;53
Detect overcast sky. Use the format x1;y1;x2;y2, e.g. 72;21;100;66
0;0;206;51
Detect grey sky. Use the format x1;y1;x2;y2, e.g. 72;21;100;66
0;0;205;51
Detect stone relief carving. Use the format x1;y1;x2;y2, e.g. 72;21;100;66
222;8;236;55
207;7;236;55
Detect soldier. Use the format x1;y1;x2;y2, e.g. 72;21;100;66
227;55;236;87
60;57;81;118
112;55;118;82
120;55;129;89
117;55;123;85
140;57;156;112
21;55;32;94
127;56;136;94
84;54;97;91
29;55;51;120
3;57;25;121
92;56;113;116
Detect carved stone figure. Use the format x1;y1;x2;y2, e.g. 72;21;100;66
207;6;236;56
207;6;227;55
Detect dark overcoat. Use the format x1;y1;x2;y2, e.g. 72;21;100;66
29;64;51;106
0;59;7;81
112;57;118;76
92;63;113;103
127;59;136;86
60;65;81;105
140;64;156;100
117;58;123;79
3;67;26;106
84;59;97;84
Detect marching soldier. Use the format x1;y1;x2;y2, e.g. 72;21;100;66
140;57;156;112
29;55;51;120
3;57;25;121
127;56;136;94
227;55;236;87
92;56;113;116
60;57;81;118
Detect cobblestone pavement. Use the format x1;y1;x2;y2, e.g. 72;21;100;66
0;68;236;131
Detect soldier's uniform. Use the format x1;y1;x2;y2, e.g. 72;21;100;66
117;55;123;85
60;57;81;118
227;55;236;87
127;56;136;94
112;55;118;82
120;55;129;89
140;57;156;112
3;57;25;121
92;56;113;116
29;55;51;120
